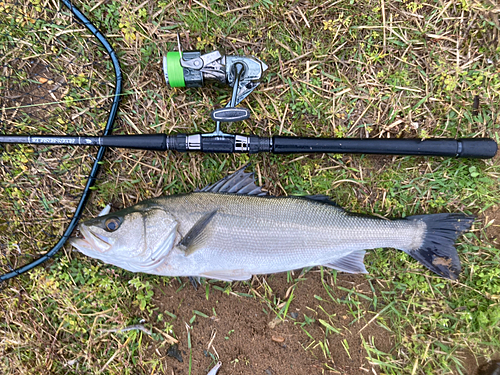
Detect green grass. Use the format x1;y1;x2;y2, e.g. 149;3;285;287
1;0;500;374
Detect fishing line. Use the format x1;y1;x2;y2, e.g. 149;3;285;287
0;0;122;282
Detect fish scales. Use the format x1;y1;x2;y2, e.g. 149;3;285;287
70;166;474;280
153;193;424;275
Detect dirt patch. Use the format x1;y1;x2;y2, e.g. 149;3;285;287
146;272;393;375
476;359;500;375
457;349;479;375
460;350;500;375
484;204;500;247
0;58;67;120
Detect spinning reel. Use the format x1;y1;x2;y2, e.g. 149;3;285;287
163;36;268;135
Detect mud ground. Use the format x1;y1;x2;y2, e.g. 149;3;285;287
146;272;393;375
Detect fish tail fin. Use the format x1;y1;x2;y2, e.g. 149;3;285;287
403;213;474;280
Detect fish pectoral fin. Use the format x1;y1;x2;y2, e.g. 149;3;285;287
179;210;217;255
199;270;252;282
324;250;368;274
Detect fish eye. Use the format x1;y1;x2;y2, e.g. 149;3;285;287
104;217;121;232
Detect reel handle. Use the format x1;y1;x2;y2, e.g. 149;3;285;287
210;107;250;122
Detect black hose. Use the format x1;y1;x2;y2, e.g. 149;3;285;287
0;0;122;281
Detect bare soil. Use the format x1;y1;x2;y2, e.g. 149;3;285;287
484;204;500;247
1;58;66;117
461;351;500;375
146;272;393;375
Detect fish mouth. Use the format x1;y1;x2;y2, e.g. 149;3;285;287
69;225;112;254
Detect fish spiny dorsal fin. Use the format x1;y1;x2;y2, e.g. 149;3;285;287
199;164;268;196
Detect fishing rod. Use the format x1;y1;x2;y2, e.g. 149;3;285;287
1;133;496;158
1;41;497;159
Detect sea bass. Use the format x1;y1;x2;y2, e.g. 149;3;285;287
70;166;474;280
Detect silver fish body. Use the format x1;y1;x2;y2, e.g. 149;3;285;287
70;166;474;280
138;193;424;279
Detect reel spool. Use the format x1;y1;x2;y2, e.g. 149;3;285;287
163;51;205;88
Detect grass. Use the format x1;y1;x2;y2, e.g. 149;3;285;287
1;0;500;374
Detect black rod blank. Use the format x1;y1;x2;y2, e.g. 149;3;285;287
0;134;497;159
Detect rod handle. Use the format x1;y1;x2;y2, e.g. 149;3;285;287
101;135;167;151
271;137;497;159
458;138;498;158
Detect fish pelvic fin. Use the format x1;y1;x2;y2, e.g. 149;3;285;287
403;213;474;280
324;250;368;274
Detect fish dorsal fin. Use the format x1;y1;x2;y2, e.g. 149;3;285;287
199;164;267;196
324;250;368;274
179;210;217;255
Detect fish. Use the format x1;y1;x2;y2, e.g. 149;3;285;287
207;361;222;375
70;165;474;281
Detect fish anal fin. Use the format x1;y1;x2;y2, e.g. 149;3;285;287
324;250;367;274
200;270;253;282
179;210;217;255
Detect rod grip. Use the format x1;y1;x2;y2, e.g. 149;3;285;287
271;137;497;159
457;138;498;158
101;135;167;151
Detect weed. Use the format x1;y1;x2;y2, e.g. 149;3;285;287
128;277;155;312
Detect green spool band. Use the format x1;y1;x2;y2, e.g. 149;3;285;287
166;52;185;88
